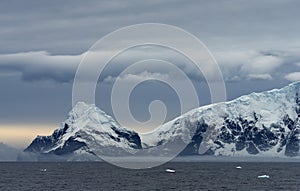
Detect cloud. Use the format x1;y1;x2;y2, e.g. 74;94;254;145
0;0;300;55
225;75;241;82
217;50;283;73
284;72;300;82
0;47;299;84
103;71;170;84
0;51;82;83
240;54;282;74
0;0;299;84
247;73;273;81
0;49;195;83
216;48;300;82
215;50;284;82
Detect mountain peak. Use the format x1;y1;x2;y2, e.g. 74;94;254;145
21;101;142;161
20;82;300;161
68;101;98;120
72;101;91;111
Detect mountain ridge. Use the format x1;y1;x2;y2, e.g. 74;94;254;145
19;82;300;161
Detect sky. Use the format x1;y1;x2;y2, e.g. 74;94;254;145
0;0;300;148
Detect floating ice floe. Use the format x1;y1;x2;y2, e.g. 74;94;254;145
165;169;175;173
235;166;242;169
257;175;269;179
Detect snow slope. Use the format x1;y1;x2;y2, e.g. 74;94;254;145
20;82;300;161
21;102;141;161
141;82;300;157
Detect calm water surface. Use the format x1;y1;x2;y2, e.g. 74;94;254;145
0;162;300;191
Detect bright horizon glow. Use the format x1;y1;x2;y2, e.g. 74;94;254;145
0;124;57;148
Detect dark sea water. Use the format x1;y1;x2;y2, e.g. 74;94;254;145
0;162;300;191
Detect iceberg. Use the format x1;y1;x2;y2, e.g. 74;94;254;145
165;169;175;173
257;175;270;179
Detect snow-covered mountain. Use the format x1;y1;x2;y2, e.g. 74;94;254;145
19;102;142;161
19;82;300;161
142;82;300;157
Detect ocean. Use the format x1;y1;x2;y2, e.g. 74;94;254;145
0;162;300;190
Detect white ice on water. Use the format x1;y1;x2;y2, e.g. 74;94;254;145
257;175;270;179
165;169;175;173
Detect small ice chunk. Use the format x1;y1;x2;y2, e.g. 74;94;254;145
236;166;242;169
165;169;175;173
258;175;269;179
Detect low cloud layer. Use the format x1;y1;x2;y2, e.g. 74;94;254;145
285;72;300;82
0;51;82;83
0;0;299;85
0;48;299;84
247;74;273;81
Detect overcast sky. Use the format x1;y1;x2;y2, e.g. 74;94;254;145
0;0;300;147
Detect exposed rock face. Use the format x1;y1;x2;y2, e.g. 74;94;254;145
20;82;300;161
285;86;300;156
141;82;300;157
21;102;142;161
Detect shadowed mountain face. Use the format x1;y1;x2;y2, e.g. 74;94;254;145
178;82;300;157
20;102;142;161
20;82;300;161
